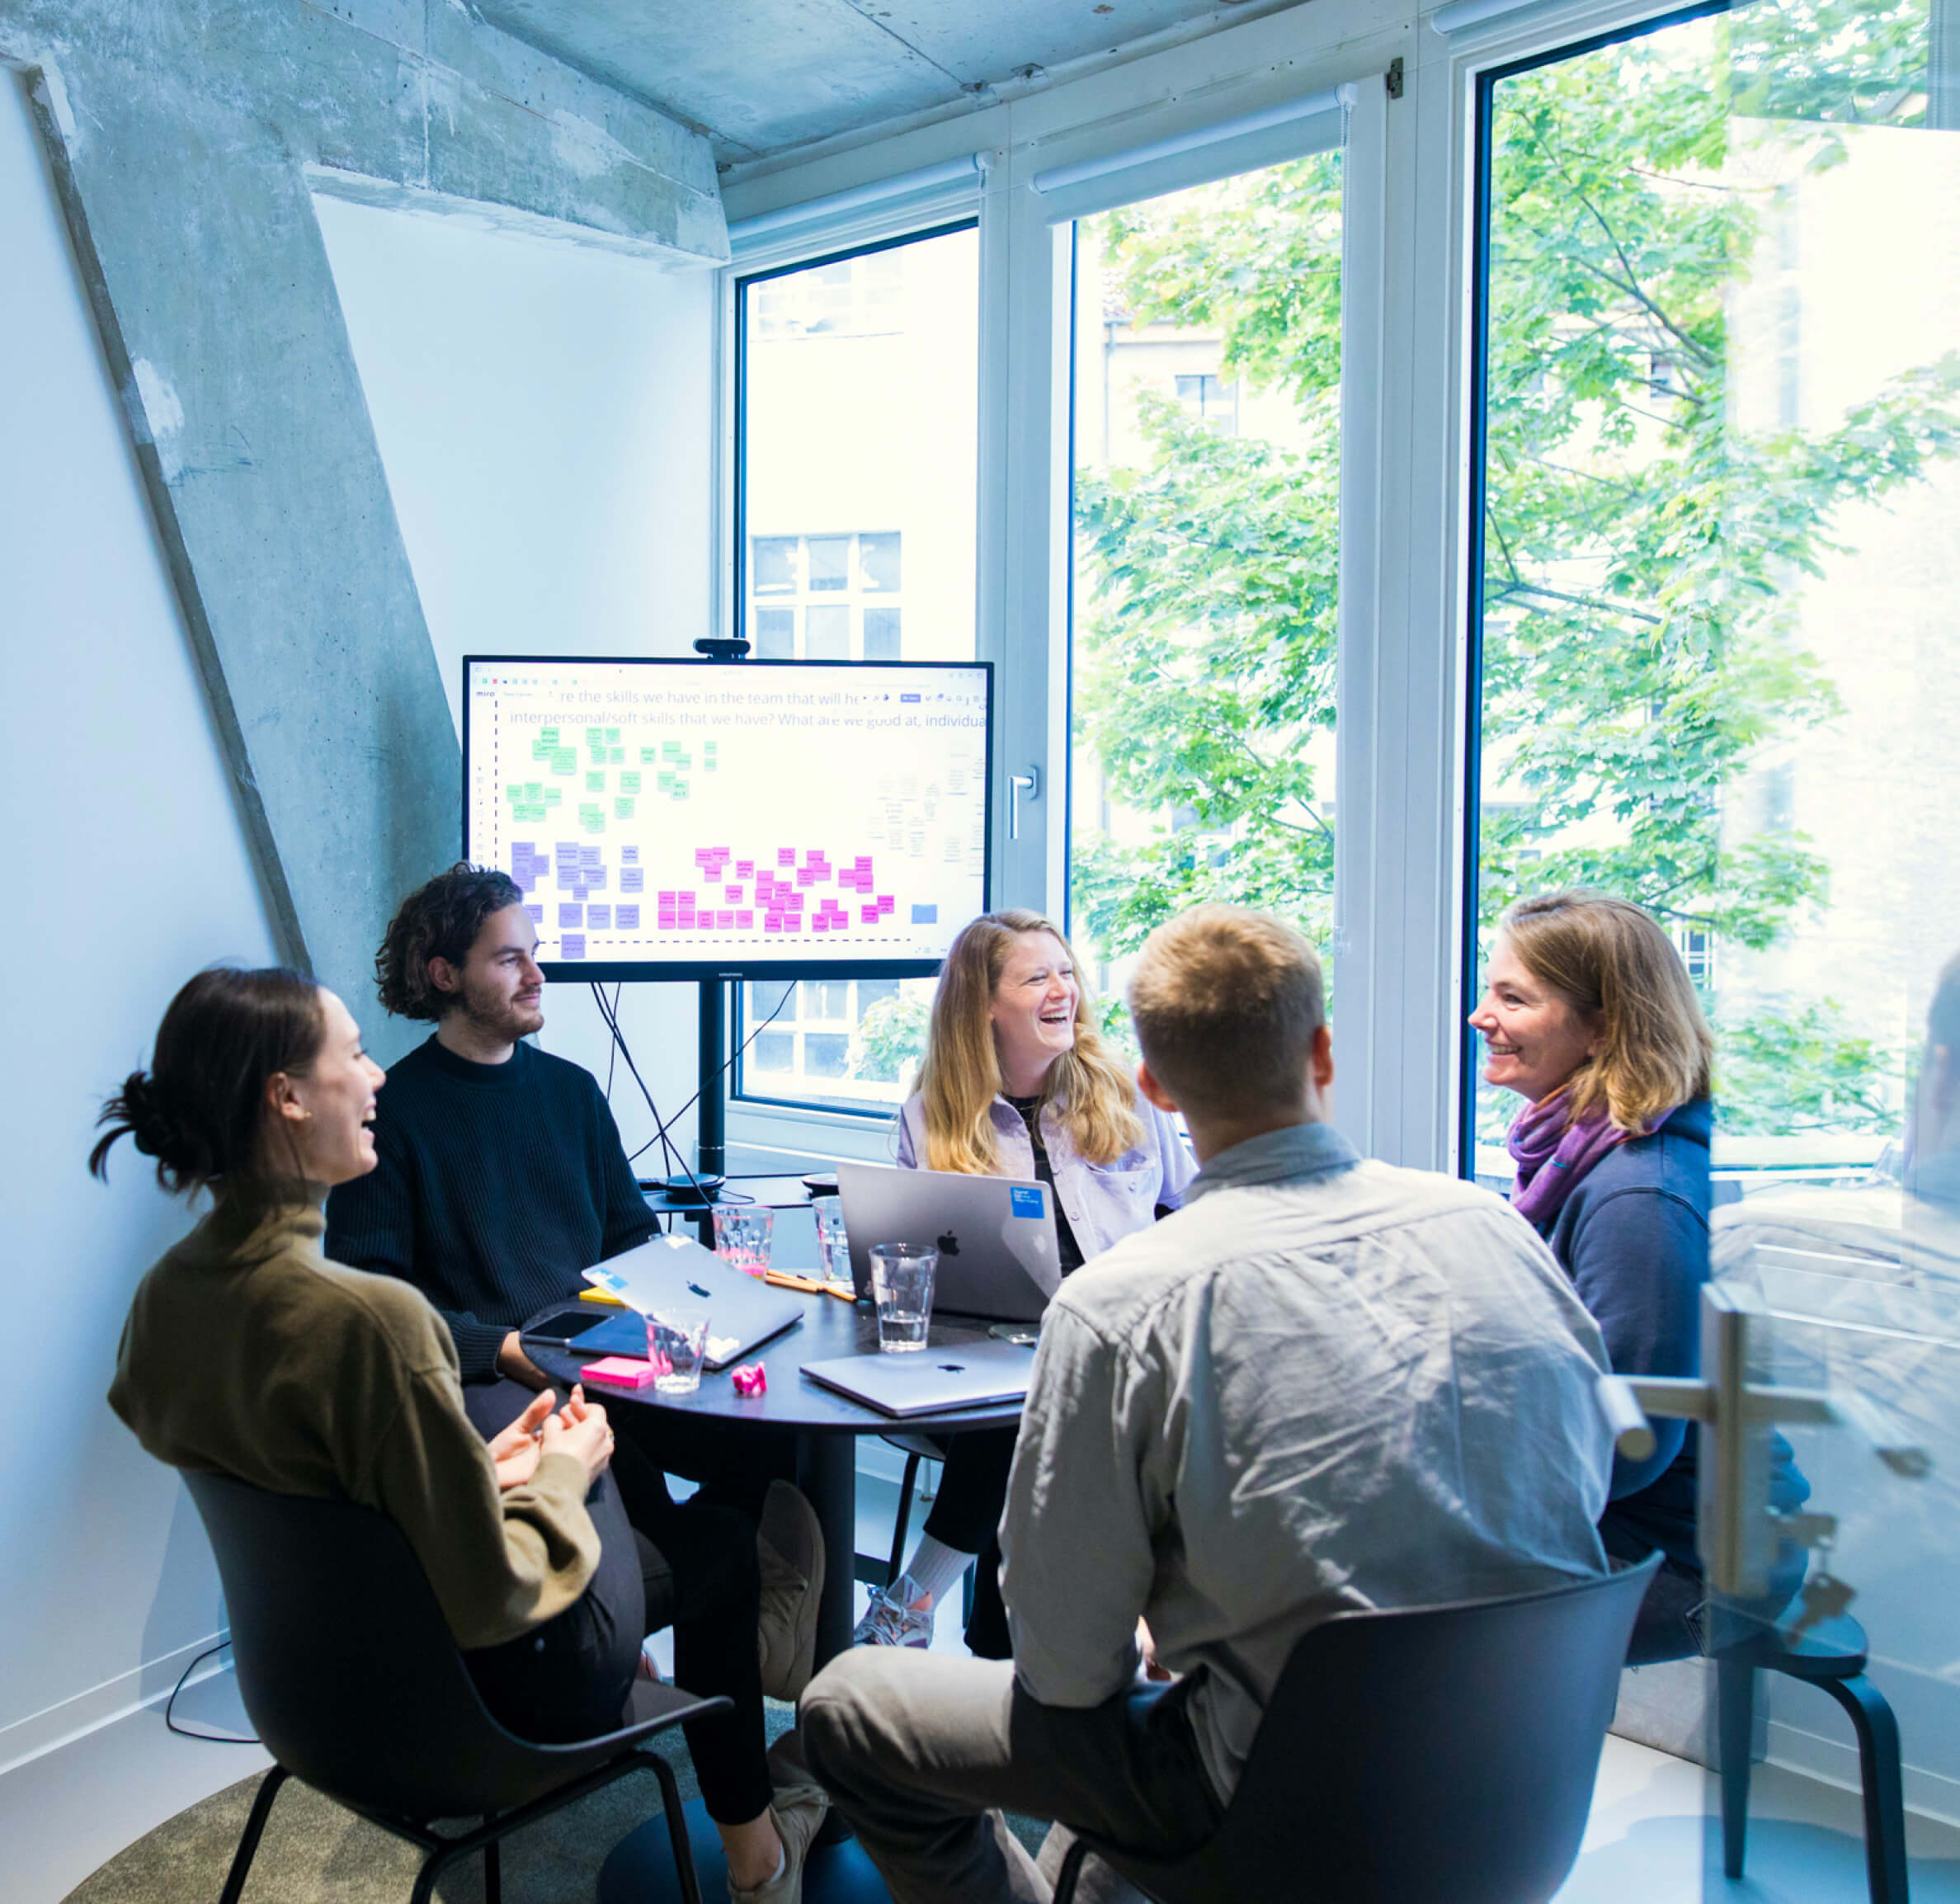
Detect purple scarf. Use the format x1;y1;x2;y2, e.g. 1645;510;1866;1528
1507;1091;1639;1232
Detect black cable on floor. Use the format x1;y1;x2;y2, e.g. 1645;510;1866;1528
164;1641;259;1745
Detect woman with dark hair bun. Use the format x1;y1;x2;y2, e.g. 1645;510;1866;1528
101;968;822;1904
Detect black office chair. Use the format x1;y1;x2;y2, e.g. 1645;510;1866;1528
184;1470;728;1904
1715;1606;1907;1904
1050;1553;1661;1904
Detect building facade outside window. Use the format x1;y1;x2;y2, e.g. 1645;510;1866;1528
733;221;979;1115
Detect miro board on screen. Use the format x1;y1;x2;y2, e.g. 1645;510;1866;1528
462;657;993;977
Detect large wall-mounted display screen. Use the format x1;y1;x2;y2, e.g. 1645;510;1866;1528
463;657;992;979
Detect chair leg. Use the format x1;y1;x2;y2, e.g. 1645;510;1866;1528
1717;1652;1757;1881
218;1765;290;1904
1814;1672;1910;1904
483;1817;502;1904
888;1453;922;1586
648;1751;706;1904
1052;1834;1093;1904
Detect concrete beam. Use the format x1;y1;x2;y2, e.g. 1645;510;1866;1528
0;1;724;1057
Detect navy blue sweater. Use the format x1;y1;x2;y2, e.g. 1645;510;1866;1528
1539;1099;1710;1567
1534;1096;1805;1572
324;1036;659;1382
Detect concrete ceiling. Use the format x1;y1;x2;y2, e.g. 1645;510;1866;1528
471;0;1304;167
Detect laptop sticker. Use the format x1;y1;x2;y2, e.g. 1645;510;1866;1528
1009;1185;1045;1219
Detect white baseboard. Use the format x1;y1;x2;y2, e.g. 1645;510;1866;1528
1768;1716;1960;1830
1;1648;268;1904
0;1630;229;1779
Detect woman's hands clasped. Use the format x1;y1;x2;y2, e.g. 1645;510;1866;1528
488;1384;615;1491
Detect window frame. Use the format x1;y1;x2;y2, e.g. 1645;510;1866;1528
1456;0;1732;1179
709;0;1710;1177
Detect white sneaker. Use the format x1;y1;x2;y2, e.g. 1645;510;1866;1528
728;1781;828;1904
850;1572;935;1648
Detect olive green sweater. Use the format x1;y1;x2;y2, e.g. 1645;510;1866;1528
109;1185;599;1650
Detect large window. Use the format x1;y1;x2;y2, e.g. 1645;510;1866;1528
733;221;979;1114
1468;1;1960;1195
1068;151;1345;1038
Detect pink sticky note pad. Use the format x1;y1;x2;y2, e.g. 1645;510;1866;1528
731;1363;767;1397
582;1355;659;1388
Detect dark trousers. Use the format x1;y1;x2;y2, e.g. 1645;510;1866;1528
1602;1510;1807;1666
922;1428;1017;1660
460;1380;774;1824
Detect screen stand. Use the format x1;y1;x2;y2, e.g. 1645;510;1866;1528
698;975;727;1181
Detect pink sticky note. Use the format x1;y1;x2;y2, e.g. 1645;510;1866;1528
731;1363;767;1397
582;1355;660;1388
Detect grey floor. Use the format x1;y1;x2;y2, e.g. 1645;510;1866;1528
28;1467;1960;1902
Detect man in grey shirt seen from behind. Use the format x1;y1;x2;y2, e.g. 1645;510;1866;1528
800;904;1614;1903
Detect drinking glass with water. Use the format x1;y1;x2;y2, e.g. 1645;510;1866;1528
810;1195;855;1294
711;1203;773;1280
648;1308;711;1395
869;1242;937;1352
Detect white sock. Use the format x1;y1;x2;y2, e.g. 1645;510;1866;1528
902;1534;975;1611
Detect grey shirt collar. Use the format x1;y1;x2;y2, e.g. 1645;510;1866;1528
1185;1120;1360;1203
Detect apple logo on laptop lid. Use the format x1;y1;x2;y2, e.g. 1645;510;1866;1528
937;1232;960;1256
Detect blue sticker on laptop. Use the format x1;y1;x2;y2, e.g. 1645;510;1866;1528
1010;1185;1045;1219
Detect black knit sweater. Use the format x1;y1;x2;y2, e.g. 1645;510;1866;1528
325;1035;659;1382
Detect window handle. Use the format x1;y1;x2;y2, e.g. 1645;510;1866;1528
1011;766;1040;841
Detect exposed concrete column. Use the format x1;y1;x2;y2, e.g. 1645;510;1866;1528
0;0;725;1058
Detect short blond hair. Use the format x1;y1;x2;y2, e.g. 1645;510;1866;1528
1500;890;1712;1133
1128;905;1325;1119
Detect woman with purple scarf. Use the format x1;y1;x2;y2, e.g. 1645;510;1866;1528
1470;890;1806;1662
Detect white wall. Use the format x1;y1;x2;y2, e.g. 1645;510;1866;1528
311;194;717;1156
0;64;277;1864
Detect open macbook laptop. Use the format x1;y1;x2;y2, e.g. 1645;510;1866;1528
836;1162;1062;1323
800;1336;1038;1418
563;1231;805;1372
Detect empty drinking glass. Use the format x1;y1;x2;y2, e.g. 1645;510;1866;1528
869;1242;937;1352
810;1195;855;1294
648;1308;711;1396
711;1203;773;1280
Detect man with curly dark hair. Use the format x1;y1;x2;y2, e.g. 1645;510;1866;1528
327;867;825;1760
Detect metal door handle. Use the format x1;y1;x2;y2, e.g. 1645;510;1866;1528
1011;766;1040;841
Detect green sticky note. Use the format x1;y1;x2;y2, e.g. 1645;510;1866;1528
587;771;606;791
538;727;558;746
550;751;577;775
615;797;636;818
605;728;620;745
640;747;658;763
543;787;563;805
525;781;543;799
620;772;641;794
505;784;522;801
672;780;689;799
586;727;605;747
657;771;673;788
609;747;624;764
531;740;550;761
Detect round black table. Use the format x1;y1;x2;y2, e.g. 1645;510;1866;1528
525;1289;1025;1904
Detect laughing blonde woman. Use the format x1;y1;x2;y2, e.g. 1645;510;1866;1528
855;909;1195;1657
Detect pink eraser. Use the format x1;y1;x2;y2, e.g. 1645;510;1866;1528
582;1355;660;1388
731;1363;767;1397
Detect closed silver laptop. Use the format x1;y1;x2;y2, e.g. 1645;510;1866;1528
577;1231;805;1370
836;1161;1060;1322
799;1336;1039;1417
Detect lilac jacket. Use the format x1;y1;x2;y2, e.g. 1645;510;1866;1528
896;1089;1199;1263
